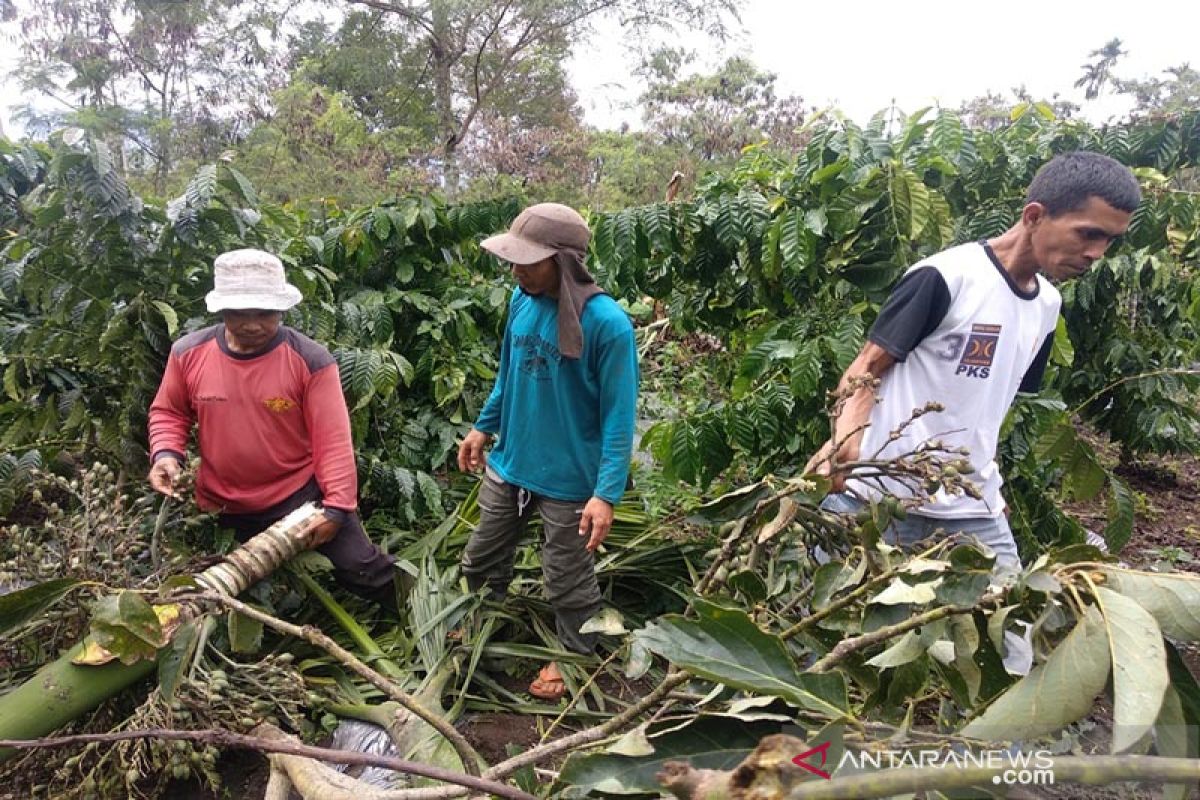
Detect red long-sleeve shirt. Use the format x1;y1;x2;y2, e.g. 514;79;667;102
148;325;357;515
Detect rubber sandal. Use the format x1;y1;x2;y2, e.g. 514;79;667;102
529;662;567;701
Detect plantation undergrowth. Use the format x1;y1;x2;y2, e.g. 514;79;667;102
2;106;1200;799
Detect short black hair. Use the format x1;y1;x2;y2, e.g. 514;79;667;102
1026;151;1141;216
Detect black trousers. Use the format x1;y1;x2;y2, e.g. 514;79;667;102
218;478;396;604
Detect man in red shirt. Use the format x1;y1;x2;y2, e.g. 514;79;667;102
147;249;395;603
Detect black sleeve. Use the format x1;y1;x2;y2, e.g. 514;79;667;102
1018;331;1055;394
868;266;952;361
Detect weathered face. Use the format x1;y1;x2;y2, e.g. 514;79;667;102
510;256;559;296
1029;196;1133;282
221;309;282;351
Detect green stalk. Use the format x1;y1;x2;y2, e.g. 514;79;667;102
0;642;156;761
293;571;406;682
325;701;405;731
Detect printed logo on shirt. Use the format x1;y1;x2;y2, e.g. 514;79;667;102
262;397;298;413
955;324;1001;379
196;394;227;403
514;333;561;381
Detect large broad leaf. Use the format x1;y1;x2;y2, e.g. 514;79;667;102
1162;644;1200;800
0;577;81;637
89;590;167;665
558;715;781;795
581;608;628;636
935;571;991;606
1155;687;1197;800
1064;446;1108;501
865;631;925;668
1034;419;1078;462
1166;642;1200;727
636;600;848;716
1100;568;1200;640
755;478;828;544
950;615;982;703
811;559;867;610
185;163;218;209
624;639;652;681
1103;476;1136;554
961;605;1110;742
728;569;769;603
866;621;946;669
1050;315;1075;367
1093;586;1169;752
158;619;202;702
870;577;937;606
228;609;264;654
685;481;771;525
151;300;178;337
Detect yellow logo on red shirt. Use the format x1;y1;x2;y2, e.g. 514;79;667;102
263;397;297;413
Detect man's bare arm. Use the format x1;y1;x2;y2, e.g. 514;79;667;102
804;342;898;488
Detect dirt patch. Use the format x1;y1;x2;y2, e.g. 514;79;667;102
1060;433;1200;571
163;748;270;799
462;712;545;767
459;665;651;766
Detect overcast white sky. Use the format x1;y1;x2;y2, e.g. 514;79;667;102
1;0;1196;137
568;0;1199;128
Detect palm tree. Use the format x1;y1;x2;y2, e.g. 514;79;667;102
1075;38;1126;100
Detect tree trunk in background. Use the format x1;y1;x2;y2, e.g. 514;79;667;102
431;1;459;197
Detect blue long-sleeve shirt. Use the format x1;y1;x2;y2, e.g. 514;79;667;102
475;288;638;504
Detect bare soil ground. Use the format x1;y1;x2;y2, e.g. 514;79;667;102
1063;435;1200;572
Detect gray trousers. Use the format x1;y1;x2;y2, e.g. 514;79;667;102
819;492;1022;570
461;468;602;654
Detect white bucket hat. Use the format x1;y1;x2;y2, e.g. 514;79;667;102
205;249;303;313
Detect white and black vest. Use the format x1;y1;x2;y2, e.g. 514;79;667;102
849;242;1061;518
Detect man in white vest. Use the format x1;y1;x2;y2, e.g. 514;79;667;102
808;151;1140;578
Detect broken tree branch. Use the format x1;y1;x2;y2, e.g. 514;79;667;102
0;726;532;800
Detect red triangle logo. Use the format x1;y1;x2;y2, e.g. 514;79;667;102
792;740;833;780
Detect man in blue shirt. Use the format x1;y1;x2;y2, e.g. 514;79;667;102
457;203;639;701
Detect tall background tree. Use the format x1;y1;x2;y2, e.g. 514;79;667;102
1115;64;1200;120
638;47;809;166
344;0;739;195
11;0;298;195
6;6;1196;208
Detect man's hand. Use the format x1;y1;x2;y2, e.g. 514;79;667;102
579;497;614;552
457;429;492;472
311;517;341;547
804;439;858;494
805;342;897;495
148;456;183;498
